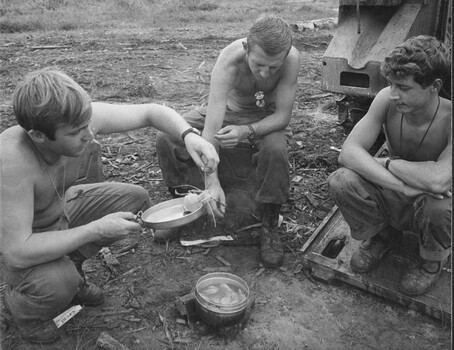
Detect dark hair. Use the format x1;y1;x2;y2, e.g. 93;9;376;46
381;35;451;88
246;15;293;56
13;68;92;140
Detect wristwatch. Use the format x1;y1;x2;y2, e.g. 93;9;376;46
246;124;256;142
181;127;201;142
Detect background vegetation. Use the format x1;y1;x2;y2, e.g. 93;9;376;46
0;0;338;33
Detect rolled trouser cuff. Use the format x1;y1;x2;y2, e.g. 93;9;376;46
419;245;451;262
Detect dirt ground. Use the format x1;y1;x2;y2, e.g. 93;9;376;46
0;23;451;350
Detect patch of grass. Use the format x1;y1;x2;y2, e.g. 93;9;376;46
0;18;44;33
297;3;337;19
0;0;339;33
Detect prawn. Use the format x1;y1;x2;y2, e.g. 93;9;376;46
178;185;223;228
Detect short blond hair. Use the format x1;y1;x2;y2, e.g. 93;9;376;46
246;15;292;56
13;68;92;140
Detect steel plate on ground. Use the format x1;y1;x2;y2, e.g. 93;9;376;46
140;197;206;230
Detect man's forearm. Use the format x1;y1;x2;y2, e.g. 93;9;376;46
4;223;99;269
387;158;451;194
340;148;415;195
252;112;289;137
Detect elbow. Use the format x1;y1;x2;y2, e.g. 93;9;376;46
2;250;32;270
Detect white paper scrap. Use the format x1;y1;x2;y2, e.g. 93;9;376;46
53;305;83;328
180;235;234;246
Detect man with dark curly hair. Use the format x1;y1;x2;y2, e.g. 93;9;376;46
328;35;451;296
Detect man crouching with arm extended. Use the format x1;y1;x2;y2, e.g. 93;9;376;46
328;35;451;296
0;68;219;344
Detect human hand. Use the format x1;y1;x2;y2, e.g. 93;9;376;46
91;212;142;242
403;185;449;200
184;133;219;173
214;125;247;149
434;189;452;200
204;178;226;218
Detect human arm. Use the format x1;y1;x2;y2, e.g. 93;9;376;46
0;144;142;269
214;47;301;148
385;140;452;197
90;102;219;173
339;88;428;197
197;46;244;216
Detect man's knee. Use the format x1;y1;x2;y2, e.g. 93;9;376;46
157;130;192;164
102;182;151;212
414;195;451;233
126;185;151;211
257;133;288;163
5;257;83;316
327;167;359;196
156;131;172;152
47;257;83;303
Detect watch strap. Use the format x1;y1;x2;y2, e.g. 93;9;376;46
247;124;256;141
181;127;201;142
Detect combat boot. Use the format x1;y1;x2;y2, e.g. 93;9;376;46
259;203;284;268
350;227;402;274
69;251;105;306
399;256;449;296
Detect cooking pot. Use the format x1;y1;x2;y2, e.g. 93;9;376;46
194;272;250;328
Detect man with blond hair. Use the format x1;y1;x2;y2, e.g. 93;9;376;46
0;68;219;343
157;15;301;268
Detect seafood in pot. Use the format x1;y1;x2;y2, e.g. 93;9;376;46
199;282;247;306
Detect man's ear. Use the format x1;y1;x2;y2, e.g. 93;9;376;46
28;129;47;143
242;40;248;52
432;79;443;93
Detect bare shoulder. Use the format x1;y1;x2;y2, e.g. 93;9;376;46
439;97;452;140
216;39;247;67
439;97;451;120
287;46;301;61
367;87;392;120
0;126;37;183
281;46;301;77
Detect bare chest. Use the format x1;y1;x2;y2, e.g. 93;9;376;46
235;73;279;95
385;113;448;161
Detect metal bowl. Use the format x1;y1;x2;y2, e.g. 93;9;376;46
138;197;206;230
194;272;250;328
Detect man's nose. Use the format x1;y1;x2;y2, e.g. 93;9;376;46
389;86;400;100
83;127;94;141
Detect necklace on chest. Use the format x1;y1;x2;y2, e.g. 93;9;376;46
249;75;268;108
29;140;68;220
399;95;440;159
